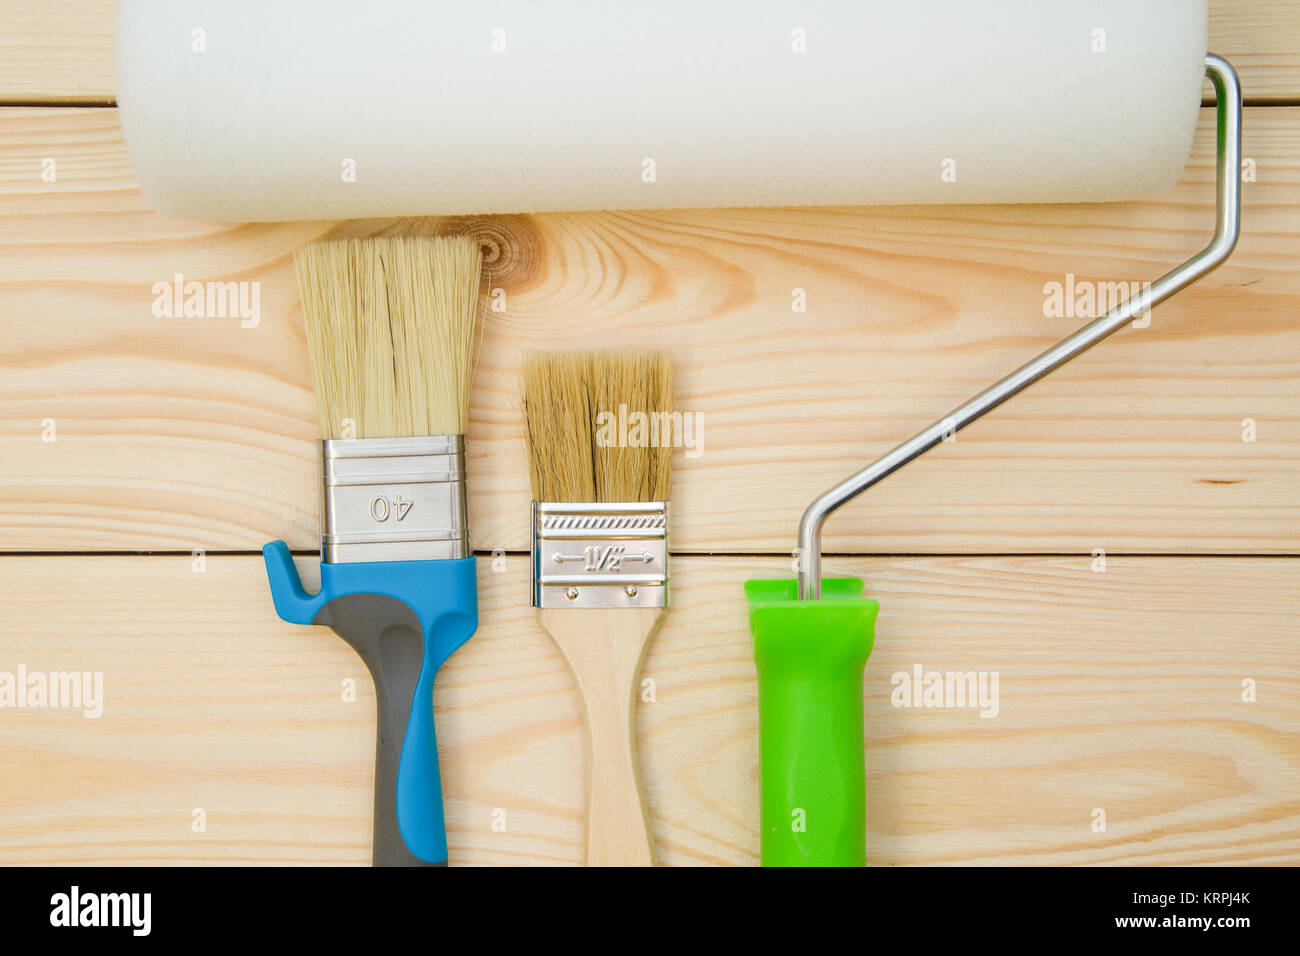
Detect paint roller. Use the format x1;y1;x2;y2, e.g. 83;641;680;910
115;0;1242;866
117;0;1210;219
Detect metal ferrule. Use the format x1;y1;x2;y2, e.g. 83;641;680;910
531;501;668;609
320;436;469;564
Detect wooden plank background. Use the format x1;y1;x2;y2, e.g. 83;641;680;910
0;1;1297;866
1;107;1297;555
2;555;1296;866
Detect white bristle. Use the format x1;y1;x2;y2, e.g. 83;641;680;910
295;236;483;439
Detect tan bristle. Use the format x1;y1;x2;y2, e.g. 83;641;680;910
294;235;483;439
524;351;673;503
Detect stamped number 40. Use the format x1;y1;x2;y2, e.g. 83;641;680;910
369;495;413;522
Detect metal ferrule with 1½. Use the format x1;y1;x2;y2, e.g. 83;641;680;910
531;501;668;609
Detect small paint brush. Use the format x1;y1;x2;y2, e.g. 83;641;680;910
524;350;673;866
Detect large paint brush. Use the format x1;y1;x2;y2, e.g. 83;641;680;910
263;235;483;866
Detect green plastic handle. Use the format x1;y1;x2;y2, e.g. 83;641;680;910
745;577;878;867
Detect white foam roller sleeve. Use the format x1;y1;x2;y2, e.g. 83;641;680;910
116;0;1208;222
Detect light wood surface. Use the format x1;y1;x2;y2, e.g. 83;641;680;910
1210;0;1300;102
0;3;1296;868
0;1;117;105
2;1;1298;104
539;607;663;866
1;107;1297;554
0;554;1295;866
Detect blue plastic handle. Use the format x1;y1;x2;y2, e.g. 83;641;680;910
263;541;478;864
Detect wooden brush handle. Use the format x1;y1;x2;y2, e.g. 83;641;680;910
539;607;664;867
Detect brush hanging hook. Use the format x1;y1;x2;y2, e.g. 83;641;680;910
797;54;1243;600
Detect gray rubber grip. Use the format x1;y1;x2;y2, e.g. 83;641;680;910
313;594;446;867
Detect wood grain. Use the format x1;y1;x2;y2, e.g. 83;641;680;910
0;1;116;105
0;553;1294;866
1210;0;1300;103
0;108;1296;554
2;2;1299;104
1;0;1294;874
